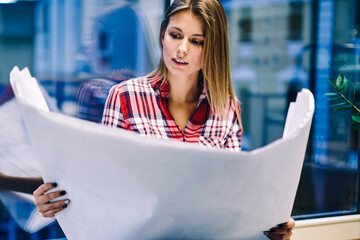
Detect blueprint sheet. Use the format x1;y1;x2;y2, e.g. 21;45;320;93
10;66;314;240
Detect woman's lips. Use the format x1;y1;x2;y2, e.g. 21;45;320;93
172;58;188;66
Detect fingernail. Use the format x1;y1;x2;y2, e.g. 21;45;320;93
64;199;70;204
63;204;67;209
51;183;57;187
60;190;66;196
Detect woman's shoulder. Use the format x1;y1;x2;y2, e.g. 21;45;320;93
228;96;241;111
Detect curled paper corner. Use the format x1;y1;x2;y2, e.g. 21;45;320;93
9;66;49;112
282;88;315;139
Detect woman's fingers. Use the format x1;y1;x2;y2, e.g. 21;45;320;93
279;218;295;229
265;230;293;240
33;182;58;198
35;189;67;206
264;218;295;240
41;205;67;218
37;198;70;215
33;182;70;217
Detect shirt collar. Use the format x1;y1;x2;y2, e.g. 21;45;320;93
149;76;207;102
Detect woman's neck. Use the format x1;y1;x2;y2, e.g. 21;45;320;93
168;72;201;104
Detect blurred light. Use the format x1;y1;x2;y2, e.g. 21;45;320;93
0;0;18;3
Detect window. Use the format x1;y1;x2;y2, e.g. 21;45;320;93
222;0;359;219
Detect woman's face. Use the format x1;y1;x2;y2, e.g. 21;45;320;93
162;10;204;80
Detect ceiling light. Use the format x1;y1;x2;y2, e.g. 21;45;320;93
0;0;18;4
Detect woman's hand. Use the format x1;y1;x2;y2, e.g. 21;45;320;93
33;182;70;218
264;218;295;240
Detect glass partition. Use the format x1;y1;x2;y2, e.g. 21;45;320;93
0;0;166;238
222;0;359;218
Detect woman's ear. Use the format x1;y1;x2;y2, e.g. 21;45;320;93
161;31;165;46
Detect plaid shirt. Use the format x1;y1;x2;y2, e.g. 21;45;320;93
102;76;242;151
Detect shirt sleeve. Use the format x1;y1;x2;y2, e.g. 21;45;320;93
224;100;242;151
101;84;129;129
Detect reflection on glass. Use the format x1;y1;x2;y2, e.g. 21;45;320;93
222;0;312;149
34;0;162;120
0;0;165;238
222;0;359;218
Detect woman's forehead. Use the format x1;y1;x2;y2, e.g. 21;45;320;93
168;10;205;35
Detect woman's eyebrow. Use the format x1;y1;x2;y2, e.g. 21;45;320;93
170;27;204;37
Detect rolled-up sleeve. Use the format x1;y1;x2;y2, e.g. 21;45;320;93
102;84;129;129
224;101;242;151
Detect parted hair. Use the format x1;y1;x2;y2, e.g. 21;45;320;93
148;0;242;128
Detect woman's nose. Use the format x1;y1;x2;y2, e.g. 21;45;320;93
177;39;188;56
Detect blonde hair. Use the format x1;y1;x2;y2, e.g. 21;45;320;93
148;0;242;128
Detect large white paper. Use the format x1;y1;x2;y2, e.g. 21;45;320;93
10;66;314;240
0;99;40;177
0;78;54;232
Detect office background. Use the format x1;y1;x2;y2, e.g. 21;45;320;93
0;0;359;238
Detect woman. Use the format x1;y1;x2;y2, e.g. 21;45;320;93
34;0;295;239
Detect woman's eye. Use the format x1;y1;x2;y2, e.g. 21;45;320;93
170;33;181;39
192;39;203;45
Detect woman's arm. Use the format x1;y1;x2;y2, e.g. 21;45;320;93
0;172;43;194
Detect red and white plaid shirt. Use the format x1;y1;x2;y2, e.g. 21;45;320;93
102;76;242;151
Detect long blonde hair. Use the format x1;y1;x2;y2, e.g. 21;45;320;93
149;0;242;128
